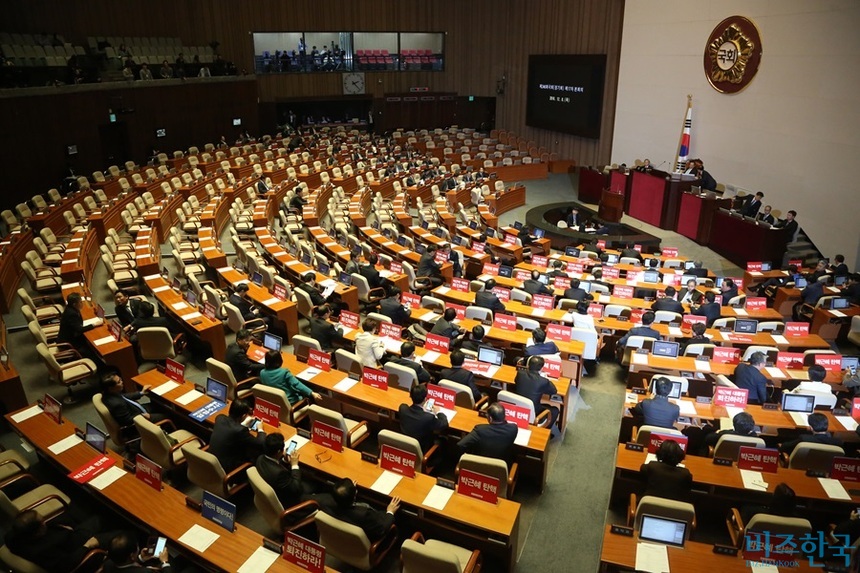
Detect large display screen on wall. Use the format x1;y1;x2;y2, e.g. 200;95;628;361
525;54;606;139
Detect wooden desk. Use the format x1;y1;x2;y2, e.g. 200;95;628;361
675;192;731;244
216;267;299;342
355;226;454;285
812;305;860;343
5;408;335;573
709;210;791;269
0;229;33;314
133;371;522;571
599;524;819;572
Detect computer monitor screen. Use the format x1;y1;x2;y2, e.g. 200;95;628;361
667;381;683;399
85;422;107;454
251;271;263;286
477;345;504;367
794;277;808;288
680;274;697;286
605;254;618;264
651;341;680;358
339;272;352;286
639;515;687;548
206;378;228;403
416;244;426;255
433;228;445;238
643;271;660;283
734;319;758;334
317;263;330;276
566;246;580;257
537;274;549;285
580;282;592;293
397;236;407;246
781;393;815;413
498;265;513;278
835;275;847;286
301;254;311;265
185;290;197;306
683;261;696;270
171;277;181;290
832;298;850;310
422;220;430;230
469;221;478;230
381;228;392;239
760;261;772;271
263;332;282;352
486;228;496;238
513;221;523;230
842;356;859;373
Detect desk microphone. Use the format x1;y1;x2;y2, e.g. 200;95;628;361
655;160;667;170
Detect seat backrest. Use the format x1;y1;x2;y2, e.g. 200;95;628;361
497;390;536;424
401;538;465;573
377;430;424;472
438;379;476;409
713;435;765;461
134;415;174;468
458;453;510;498
206;357;240;399
250;384;294;424
315;511;372;570
746;514;812;539
183;444;227;497
465;306;493;322
334;349;364;379
635;425;682;446
634;495;696;539
92;393;125;449
137;327;175;361
248;466;286;532
307;405;348;440
0;544;49;573
787;442;844;471
383;362;418;390
292;335;321;362
223;302;246;333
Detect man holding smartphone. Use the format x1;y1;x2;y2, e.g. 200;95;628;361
104;532;170;571
256;433;316;507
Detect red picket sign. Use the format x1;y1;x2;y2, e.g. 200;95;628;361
424;333;450;354
426;383;457;409
362;367;389;390
553;276;571;290
662;247;678;257
135;454;162;491
492;313;517;331
547;324;572;342
613;285;634;299
339;310;360;329
647;434;688;454
746;297;767;310
283;532;326;573
380;444;417;478
784;322;809;337
379;322;403;340
165;358;185;383
311;420;343;452
713;386;749;408
457;468;500;504
775;352;804;370
747;262;763;272
532;294;554;310
254;398;281;427
308;348;331;372
492;287;511;302
446;303;466;320
815;354;843;373
737;446;779;473
482;263;500;276
451;277;470;292
712;347;741;364
501;402;531;429
532;255;548;269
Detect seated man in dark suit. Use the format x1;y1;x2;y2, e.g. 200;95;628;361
104;532;171;572
417;244;444;289
100;371;165;427
522;270;553;296
209;399;266;472
720;279;739;306
620;245;643;262
430;308;466;340
774;210;798;240
379;287;412;326
616;311;661;357
457;402;518;464
318;478;400;542
524;328;560;357
563;278;587;302
733;351;770;405
687;261;709;278
677;279;703;305
229;283;267;324
651;286;684;314
830;254;850;277
692;291;721;326
513;356;559;431
843;273;860;305
630;377;680;429
225;328;265;382
639;440;692;500
398;383;449;451
58;292;101;347
475;279;506;313
358;253;387;291
779;412;844;455
439;350;482;402
309;305;344;351
794;276;831;321
390;341;432;384
460;325;492;352
703;411;758;450
256;432;314;508
546;259;569;279
756;205;776;225
113;290;142;327
296;272;346;316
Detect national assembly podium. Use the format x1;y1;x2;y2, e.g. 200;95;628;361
707;208;792;267
675;191;732;244
626;170;698;230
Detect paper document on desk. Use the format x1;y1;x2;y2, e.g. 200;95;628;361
485;365;501;378
725;406;745;420
144;274;161;281
734;308;748;316
178;524;220;552
764;367;786;378
175;389;204;405
238;546;280;573
670;399;698;417
836;416;859;431
819;477;851;500
285;260;302;267
694;360;711;372
420;351;441;363
370;470;402;495
89;466;126;491
831;310;847;318
152;286;170;293
770;335;789;345
338;326;354;337
10;405;42;423
418;311;440;322
171;302;189;311
333;377;359;392
632;353;649;365
625;392;639;405
422;485;454;511
48;434;82;455
151;381;180;396
183;312;202;320
598;295;610;304
437;407;457;422
261;297;279;305
477;274;492;282
749;271;763;277
82;318;101;327
668;327;683;337
532;308;546;317
296;367;322;381
740;469;768;491
93;336;117;346
436;286;450;295
382;337;402;353
789;412;809;426
635;542;670;573
515;428;532;446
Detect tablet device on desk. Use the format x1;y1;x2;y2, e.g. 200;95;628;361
781;393;815;414
537;274;549;285
639;514;687;548
233;260;245;273
171;277;181;291
416;244;426;255
300;253;311;265
680;274;697;285
667;381;683;399
205;378;228;404
397;236;407;247
651;340;680;358
486;228;496;238
835;275;847;286
513;221;523;230
794;277;808;289
683;261;696;270
565;246;580;257
469;221;478;230
85;422;107;454
382;228;392;239
317;263;330;277
534;228;546;239
760;261;772;271
734;318;758;334
842;356;859;374
372;221;380;230
251;271;263;286
422;220;430;230
831;298;850;310
498;265;513;279
605;254;618;265
451;235;462;246
643;271;660;283
580;282;592;293
263;332;282;352
339;272;352;286
477;345;504;367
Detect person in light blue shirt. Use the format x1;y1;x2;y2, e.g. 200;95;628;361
260;350;322;405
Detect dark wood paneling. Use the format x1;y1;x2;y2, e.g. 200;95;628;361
3;0;624;188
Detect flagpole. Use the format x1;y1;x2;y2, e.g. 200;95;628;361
673;94;692;172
